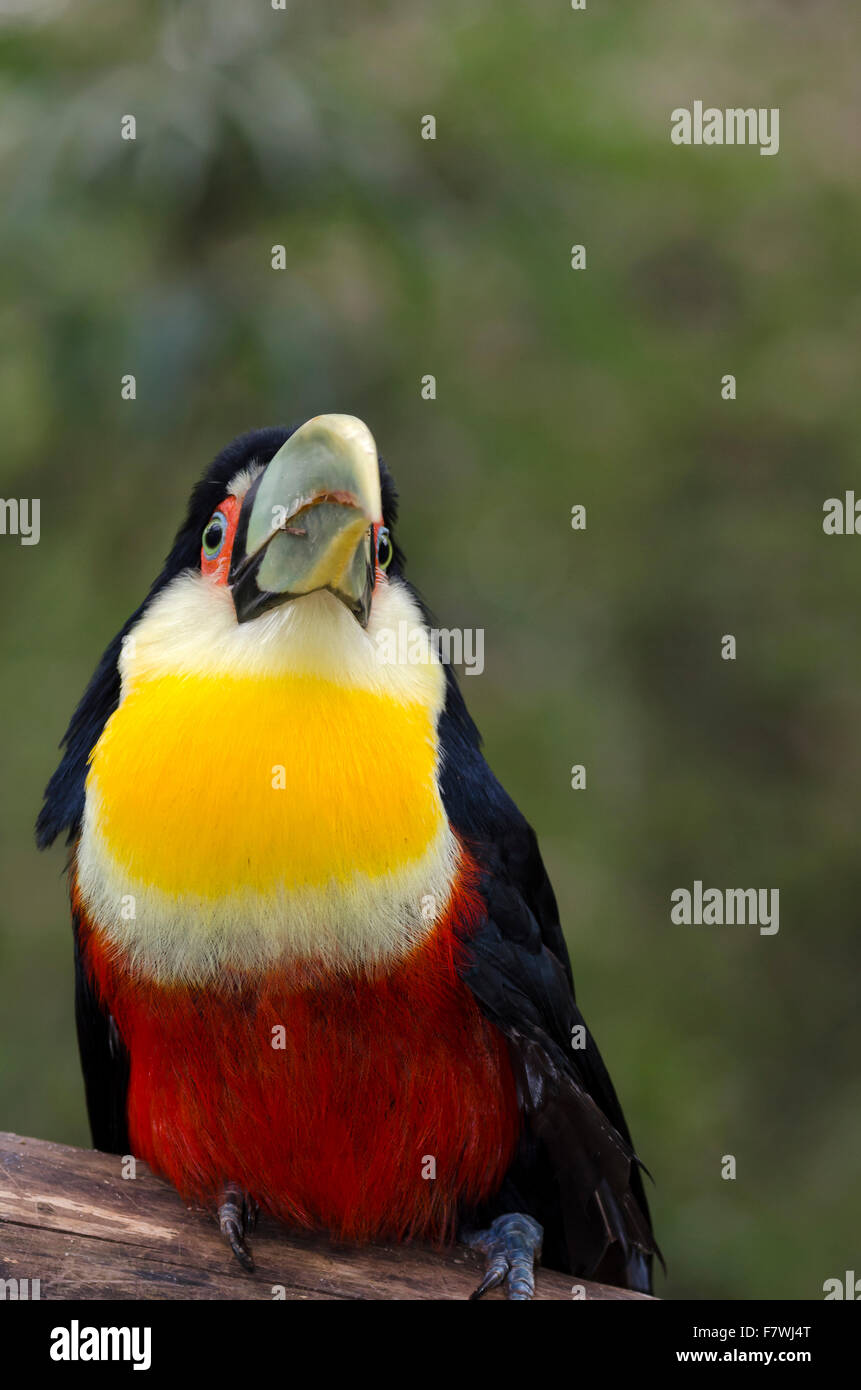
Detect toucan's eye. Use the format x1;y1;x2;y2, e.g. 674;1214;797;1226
202;511;228;559
376;526;393;571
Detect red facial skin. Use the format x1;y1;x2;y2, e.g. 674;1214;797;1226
200;496;241;586
372;522;388;585
72;855;520;1244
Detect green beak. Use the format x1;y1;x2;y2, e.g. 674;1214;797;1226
229;414;382;626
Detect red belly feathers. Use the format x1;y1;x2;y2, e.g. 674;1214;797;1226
73;862;520;1244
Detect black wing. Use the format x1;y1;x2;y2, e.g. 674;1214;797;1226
437;667;658;1291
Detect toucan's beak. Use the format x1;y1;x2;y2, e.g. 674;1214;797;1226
229;414;382;627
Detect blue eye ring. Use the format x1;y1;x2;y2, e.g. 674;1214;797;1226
376;526;393;570
202;510;228;559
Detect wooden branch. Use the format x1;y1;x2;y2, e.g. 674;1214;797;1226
0;1131;651;1301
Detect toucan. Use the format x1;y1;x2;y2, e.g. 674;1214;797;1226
36;415;658;1298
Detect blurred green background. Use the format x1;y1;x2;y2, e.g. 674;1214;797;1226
1;0;859;1299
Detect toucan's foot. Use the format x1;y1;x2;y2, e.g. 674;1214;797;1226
464;1213;543;1300
217;1184;258;1272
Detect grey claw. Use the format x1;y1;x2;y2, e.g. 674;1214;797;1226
465;1213;543;1301
218;1185;257;1272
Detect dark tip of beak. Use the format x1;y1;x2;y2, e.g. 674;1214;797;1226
230;552;375;628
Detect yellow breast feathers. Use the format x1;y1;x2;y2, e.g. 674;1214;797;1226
76;575;457;983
